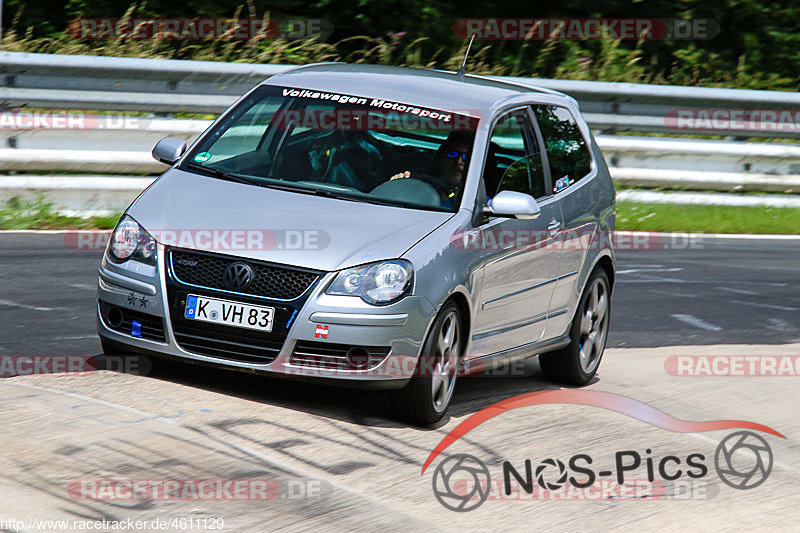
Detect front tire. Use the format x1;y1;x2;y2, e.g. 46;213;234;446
539;268;611;385
393;301;463;426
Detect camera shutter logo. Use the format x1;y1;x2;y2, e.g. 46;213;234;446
223;262;254;290
535;458;568;490
432;454;491;512
714;431;773;490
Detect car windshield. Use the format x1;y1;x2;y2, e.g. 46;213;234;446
181;85;480;212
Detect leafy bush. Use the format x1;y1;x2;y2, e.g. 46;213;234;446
3;1;799;90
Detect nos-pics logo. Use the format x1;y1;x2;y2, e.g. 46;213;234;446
424;390;783;512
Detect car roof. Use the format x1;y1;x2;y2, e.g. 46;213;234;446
262;63;570;116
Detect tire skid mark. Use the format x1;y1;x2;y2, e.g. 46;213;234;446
5;381;446;530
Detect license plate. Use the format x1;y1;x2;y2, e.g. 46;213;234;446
184;294;274;333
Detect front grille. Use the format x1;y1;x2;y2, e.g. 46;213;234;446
171;319;282;364
290;341;391;370
170;249;320;300
99;300;166;342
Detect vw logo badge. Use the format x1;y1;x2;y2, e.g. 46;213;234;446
223;262;254;290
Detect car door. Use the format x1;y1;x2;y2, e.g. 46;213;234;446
532;104;596;337
469;108;563;357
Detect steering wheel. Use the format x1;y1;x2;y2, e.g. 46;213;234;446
406;172;456;197
369;178;441;206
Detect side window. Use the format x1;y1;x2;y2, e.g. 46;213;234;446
533;105;592;192
485;111;546;199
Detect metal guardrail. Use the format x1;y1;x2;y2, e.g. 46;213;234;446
1;51;800;213
2;127;800;193
3;51;800;135
0;51;284;113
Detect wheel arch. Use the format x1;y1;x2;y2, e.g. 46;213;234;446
569;250;615;330
594;254;615;293
420;288;472;356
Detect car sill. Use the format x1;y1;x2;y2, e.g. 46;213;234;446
464;333;572;374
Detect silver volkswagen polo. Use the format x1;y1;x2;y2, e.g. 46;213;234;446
97;64;615;424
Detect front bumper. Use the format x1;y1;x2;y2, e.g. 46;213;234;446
96;246;435;387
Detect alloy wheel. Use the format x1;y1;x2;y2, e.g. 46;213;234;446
430;310;461;413
578;276;610;374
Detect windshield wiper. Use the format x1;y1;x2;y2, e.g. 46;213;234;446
259;182;385;204
184;162;259;186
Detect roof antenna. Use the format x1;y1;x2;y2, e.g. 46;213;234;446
457;34;476;81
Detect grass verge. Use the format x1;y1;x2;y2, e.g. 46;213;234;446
0;197;120;230
617;201;800;234
1;196;798;234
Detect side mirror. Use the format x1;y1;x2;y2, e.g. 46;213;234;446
152;137;187;165
483;190;542;220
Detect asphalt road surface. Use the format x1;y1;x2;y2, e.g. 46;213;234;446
0;232;799;531
1;232;798;355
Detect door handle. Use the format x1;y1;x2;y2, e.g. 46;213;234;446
547;218;562;235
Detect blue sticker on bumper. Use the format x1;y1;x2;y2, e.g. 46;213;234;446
131;319;142;338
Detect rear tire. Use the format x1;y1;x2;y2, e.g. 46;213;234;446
539;268;611;385
393;301;464;426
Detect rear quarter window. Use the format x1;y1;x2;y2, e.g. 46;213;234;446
532;105;592;192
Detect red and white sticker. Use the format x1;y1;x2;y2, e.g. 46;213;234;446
314;325;329;339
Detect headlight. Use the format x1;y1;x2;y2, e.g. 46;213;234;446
108;215;157;266
326;259;413;305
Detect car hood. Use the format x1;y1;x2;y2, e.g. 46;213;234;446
127;169;453;271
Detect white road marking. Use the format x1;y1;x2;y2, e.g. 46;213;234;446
69;283;96;291
0;298;68;312
617;277;688;284
650;289;698;299
677;258;800;273
730;300;799;312
616;267;684;274
10;382;181;425
765;318;793;331
716;287;760;296
670;314;724;332
617;278;788;286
